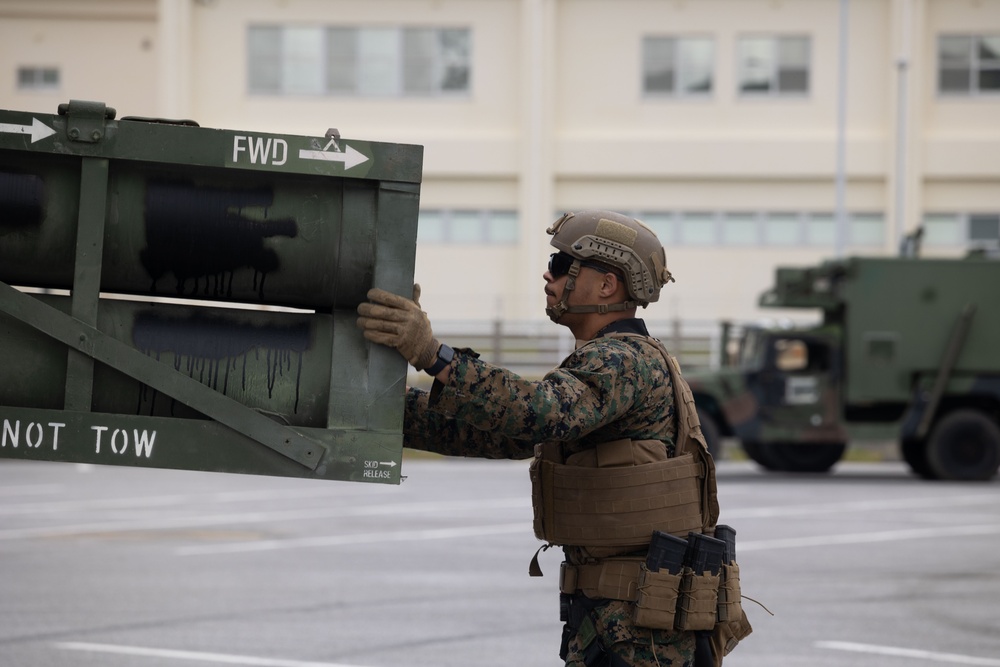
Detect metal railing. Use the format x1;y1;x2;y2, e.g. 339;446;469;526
426;318;728;379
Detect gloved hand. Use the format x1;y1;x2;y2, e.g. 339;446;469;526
356;284;440;370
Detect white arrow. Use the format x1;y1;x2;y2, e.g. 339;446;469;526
298;143;369;170
378;461;398;468
0;117;56;143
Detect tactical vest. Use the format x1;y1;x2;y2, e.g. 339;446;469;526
529;334;719;556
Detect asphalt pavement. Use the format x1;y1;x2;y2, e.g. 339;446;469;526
1;455;999;666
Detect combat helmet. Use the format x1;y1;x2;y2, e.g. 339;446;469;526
545;210;674;322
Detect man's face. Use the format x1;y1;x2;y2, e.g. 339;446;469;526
543;252;610;316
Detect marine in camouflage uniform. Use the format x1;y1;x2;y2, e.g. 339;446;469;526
358;210;704;667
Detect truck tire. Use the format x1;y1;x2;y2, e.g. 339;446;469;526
767;442;846;473
696;406;721;460
901;437;935;480
741;441;783;471
925;409;1000;481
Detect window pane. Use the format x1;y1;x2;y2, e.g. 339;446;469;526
939;35;972;66
777;69;808;92
640;213;673;243
403;28;436;93
807;213;836;246
283;27;324;94
42;68;59;85
248;26;282;93
969;214;1000;241
739;37;773;92
923;214;963;245
417;210;446;243
486;211;518;244
978;36;1000;63
850;214;884;246
940;68;972;92
326;27;357;92
358;28;400;95
978;68;1000;91
778;37;809;68
643;37;675;93
678;38;713;93
680;212;716;245
439;29;471;92
764;213;800;245
450;210;483;243
722;213;758;245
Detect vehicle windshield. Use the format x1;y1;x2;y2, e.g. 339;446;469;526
737;328;768;371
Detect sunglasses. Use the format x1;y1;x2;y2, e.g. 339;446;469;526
548;252;620;279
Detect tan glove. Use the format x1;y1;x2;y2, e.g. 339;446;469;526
356;284;440;370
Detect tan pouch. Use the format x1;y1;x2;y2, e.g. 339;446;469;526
633;565;683;630
675;567;720;631
716;562;742;623
710;609;754;665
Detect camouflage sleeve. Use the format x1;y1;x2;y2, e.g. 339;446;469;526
403;339;655;459
403;386;531;458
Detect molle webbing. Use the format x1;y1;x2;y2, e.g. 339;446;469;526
606;333;721;533
530;442;706;548
560;558;644;602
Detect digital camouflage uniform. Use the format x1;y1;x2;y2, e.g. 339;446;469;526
404;318;697;667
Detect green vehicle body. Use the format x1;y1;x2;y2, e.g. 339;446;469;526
688;250;1000;481
0;100;422;484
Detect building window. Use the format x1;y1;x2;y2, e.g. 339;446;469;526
922;214;963;246
17;67;59;91
850;213;884;246
721;212;759;245
679;212;717;246
639;212;675;244
763;213;802;246
923;213;1000;248
248;25;470;96
969;213;1000;245
938;34;1000;95
417;209;518;244
738;35;810;95
642;36;714;96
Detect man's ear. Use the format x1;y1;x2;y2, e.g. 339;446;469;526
600;272;621;297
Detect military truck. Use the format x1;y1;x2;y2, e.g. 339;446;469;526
689;247;1000;481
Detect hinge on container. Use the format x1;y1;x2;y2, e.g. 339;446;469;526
57;100;117;143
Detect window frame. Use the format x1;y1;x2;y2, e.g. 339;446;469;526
247;24;472;98
736;34;811;97
16;66;60;92
641;34;715;98
937;33;1000;96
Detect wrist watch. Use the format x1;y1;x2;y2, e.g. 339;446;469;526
425;343;455;376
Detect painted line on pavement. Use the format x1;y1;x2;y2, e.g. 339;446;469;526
176;522;528;556
740;522;1000;552
721;493;997;520
816;640;1000;666
0;497;527;541
55;642;369;667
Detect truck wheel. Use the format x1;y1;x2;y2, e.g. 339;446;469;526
767;442;846;473
901;437;935;480
926;409;1000;481
741;441;783;471
696;406;721;460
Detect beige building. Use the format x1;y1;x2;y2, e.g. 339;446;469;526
2;0;998;329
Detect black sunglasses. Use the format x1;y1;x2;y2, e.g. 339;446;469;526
548;252;620;279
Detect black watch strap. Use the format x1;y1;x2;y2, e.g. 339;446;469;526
425;343;455;376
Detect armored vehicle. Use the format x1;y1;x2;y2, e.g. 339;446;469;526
689;247;1000;481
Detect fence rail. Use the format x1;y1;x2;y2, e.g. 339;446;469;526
426;318;732;379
